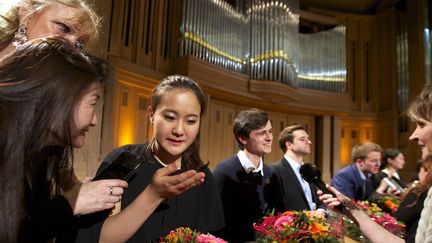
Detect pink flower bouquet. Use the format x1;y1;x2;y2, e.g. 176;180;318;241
344;200;405;241
253;211;343;242
159;227;227;243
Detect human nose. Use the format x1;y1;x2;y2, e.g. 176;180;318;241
91;112;97;126
266;132;273;141
409;128;419;142
172;121;184;136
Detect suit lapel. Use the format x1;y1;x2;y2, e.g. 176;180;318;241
281;158;309;206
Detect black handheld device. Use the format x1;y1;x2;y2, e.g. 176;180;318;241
92;150;143;182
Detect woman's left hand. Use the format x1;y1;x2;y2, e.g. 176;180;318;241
64;178;128;215
147;163;205;199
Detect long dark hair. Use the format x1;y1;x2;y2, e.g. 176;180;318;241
145;75;207;170
401;160;432;207
380;148;403;170
0;37;106;241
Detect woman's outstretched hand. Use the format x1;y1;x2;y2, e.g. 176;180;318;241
317;185;358;211
147;163;206;199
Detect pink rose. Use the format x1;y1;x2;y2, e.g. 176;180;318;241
197;233;228;243
274;215;294;232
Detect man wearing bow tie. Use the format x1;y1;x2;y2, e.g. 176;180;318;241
213;108;274;243
267;125;326;218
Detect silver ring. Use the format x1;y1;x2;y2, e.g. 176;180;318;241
109;186;113;196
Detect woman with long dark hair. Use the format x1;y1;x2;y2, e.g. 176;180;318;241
0;37;128;242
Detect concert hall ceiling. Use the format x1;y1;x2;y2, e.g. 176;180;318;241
300;0;401;14
298;0;403;32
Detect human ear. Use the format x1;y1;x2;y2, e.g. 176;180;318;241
387;157;393;165
238;136;247;145
355;159;363;166
286;141;294;149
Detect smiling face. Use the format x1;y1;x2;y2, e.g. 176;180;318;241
24;2;89;47
149;89;201;164
409;119;432;161
72;83;101;148
240;120;273;157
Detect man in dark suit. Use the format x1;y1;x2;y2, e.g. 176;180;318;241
331;142;383;201
213;108;274;243
267;124;326;217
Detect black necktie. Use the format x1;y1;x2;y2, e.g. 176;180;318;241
361;179;367;200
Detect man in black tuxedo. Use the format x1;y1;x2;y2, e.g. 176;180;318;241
267;124;326;217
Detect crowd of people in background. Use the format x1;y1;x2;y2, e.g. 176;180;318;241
2;1;432;243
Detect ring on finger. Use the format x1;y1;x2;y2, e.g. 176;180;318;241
109;186;113;196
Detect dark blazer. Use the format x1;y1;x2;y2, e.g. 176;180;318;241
331;163;372;201
213;155;273;243
267;158;325;213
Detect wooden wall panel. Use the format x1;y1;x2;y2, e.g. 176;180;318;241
206;101;236;169
266;113;287;164
135;96;149;144
109;0;137;61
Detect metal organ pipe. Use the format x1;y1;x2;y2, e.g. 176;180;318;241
179;0;347;93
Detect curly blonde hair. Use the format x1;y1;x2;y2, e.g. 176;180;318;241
0;0;101;50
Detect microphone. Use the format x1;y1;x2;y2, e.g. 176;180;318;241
300;163;343;211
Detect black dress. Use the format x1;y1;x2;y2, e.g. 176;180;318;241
395;189;428;243
20;146;76;243
76;143;225;242
371;171;406;190
21;195;75;243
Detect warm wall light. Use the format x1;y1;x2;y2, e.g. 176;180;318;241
117;89;136;146
118;122;135;146
340;145;350;167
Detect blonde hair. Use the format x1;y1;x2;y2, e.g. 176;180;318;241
351;142;382;162
0;0;100;49
407;85;432;122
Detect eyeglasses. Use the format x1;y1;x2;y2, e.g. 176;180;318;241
295;137;310;143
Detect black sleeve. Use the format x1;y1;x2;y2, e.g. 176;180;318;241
312;184;327;211
203;168;225;232
371;172;387;190
21;195;74;242
395;192;425;225
212;164;226;193
265;169;286;214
